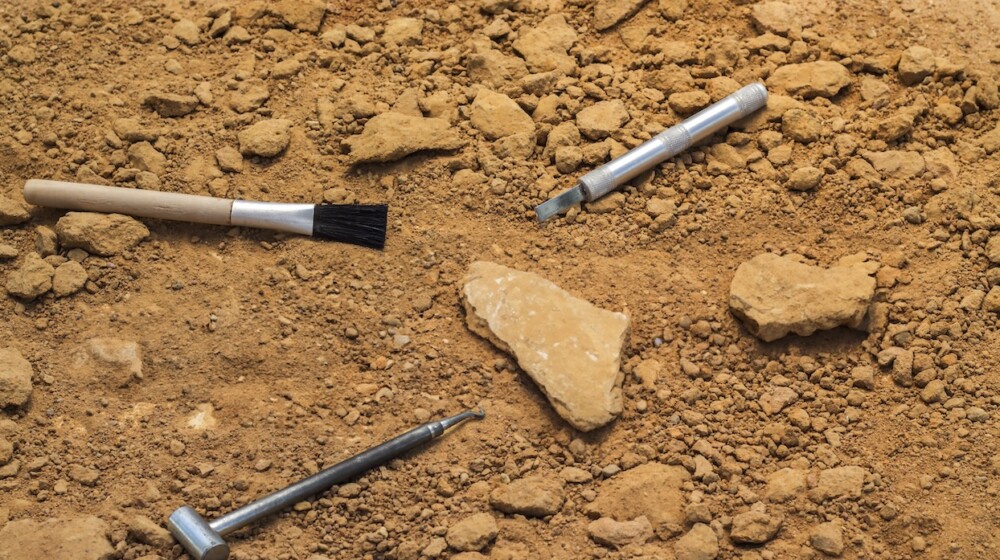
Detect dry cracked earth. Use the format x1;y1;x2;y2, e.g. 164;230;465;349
0;0;999;559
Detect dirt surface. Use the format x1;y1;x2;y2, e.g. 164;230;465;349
1;0;999;559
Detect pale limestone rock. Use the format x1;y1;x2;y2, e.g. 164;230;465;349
765;468;807;502
4;253;53;300
675;523;719;560
470;89;535;140
0;195;30;225
767;61;851;98
730;510;782;544
55;212;149;257
238;119;291;158
511;14;577;74
76;338;143;387
52;261;88;297
594;0;650;31
729;253;876;341
0;515;114;560
577;100;630;140
751;1;813;35
585;463;689;532
0;348;33;408
462;261;629;431
344;112;464;164
445;513;498;552
489;476;565;517
587;516;653;548
810;466;867;502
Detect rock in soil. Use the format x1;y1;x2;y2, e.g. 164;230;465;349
577;100;631;140
344;112;465;164
587;516;653;548
462;261;629;431
0;348;33;408
238;119;292;158
729;253;876;341
584;463;689;533
445;512;498;552
76;338;143;387
52;261;88;297
810;521;845;556
593;0;650;31
0;515;114;560
767;61;852;98
55;212;149;257
4;253;54;300
470;90;535;140
0;195;30;225
490;476;565;517
675;523;719;560
730;510;782;544
142;91;199;117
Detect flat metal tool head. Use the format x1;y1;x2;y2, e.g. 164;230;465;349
535;185;584;222
168;506;230;560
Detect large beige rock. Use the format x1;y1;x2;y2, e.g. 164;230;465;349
584;463;689;532
55;212;149;256
577;100;630;140
4;253;54;300
751;1;813;35
0;195;30;225
0;348;33;408
729;253;876;342
75;338;143;387
469;90;535;140
269;0;325;33
238;119;292;158
767;61;852;98
512;14;577;73
0;515;113;560
462;261;629;431
490;476;565;517
593;0;650;31
343;112;465;164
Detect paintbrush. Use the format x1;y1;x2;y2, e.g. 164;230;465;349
23;180;388;249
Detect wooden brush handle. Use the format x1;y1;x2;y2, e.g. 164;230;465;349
23;180;234;226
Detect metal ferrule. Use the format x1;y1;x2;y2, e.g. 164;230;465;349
230;200;314;236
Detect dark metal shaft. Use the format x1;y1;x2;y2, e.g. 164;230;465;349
209;409;484;536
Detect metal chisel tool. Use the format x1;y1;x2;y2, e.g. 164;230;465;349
535;82;768;221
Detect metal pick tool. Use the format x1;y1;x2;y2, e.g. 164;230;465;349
535;82;769;222
168;409;485;560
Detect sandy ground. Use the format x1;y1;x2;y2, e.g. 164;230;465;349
0;0;998;559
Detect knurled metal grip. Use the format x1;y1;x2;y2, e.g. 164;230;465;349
654;126;693;158
579;165;617;201
731;82;769;118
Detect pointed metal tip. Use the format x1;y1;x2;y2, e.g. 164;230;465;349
535;185;584;222
436;409;486;432
471;407;486;418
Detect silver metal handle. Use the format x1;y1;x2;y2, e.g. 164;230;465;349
578;83;768;201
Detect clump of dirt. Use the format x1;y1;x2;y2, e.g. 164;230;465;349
1;0;999;559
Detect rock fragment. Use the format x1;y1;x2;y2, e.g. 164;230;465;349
594;0;650;31
810;466;866;502
382;17;423;45
229;85;270;114
127;142;167;176
864;150;925;179
5;253;54;300
143;92;199;117
512;14;577;73
270;0;326;33
0;195;31;226
0;515;114;560
462;262;629;431
765;468;807;502
587;516;653;548
56;212;149;256
810;522;845;556
759;386;798;414
577;100;630;140
470;90;535;140
751;1;812;35
344;112;464;164
675;523;719;560
585;463;689;532
898;46;936;85
767;61;852;98
446;513;497;552
729;253;876;341
490;476;565;517
466;49;529;89
730;510;782;544
52;261;88;297
111;118;159;143
215;146;244;172
238;119;292;158
787;166;823;190
78;338;143;387
782;108;821;143
0;348;33;408
127;515;173;548
172;19;201;46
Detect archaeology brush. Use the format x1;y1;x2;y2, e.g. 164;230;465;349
535;82;769;222
23;180;388;249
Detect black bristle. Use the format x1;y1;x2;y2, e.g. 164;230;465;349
312;204;388;249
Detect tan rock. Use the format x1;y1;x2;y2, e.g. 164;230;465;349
55;212;149;257
76;338;143;387
52;261;88;297
863;150;925;179
593;0;650;31
462;261;629;431
585;463;689;532
512;14;577;74
470;89;535;140
765;468;807;502
587;516;653;548
127;515;173;548
577;100;630;140
810;466;867;502
0;348;33;408
730;511;782;544
466;50;529;89
0;515;114;560
490;476;565;517
767;61;852;98
675;523;719;560
729;253;876;342
5;253;54;300
810;521;845;556
382;17;423;45
898;46;936;85
127;142;167;176
787;166;823;190
446;513;498;552
344;112;464;164
142;92;198;117
269;0;326;33
0;195;31;226
238;119;292;158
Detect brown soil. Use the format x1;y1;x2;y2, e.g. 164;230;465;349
1;0;998;559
